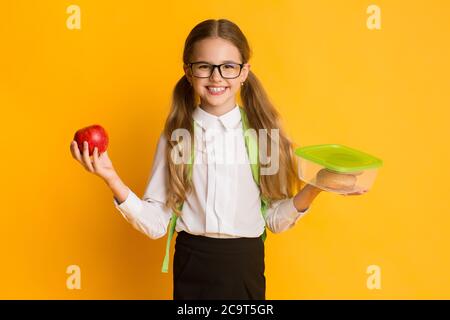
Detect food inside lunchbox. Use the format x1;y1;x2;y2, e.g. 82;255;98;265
294;144;383;194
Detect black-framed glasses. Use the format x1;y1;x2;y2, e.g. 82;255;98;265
188;62;244;79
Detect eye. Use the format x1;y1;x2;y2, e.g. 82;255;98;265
197;64;211;69
223;64;237;69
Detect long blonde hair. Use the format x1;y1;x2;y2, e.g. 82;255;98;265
163;19;303;216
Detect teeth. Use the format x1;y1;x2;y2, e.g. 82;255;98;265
208;87;226;93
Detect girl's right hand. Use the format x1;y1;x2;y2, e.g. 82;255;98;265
70;140;118;183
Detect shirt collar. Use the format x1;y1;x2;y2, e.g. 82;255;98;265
193;103;242;130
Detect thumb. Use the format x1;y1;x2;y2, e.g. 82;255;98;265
102;150;112;160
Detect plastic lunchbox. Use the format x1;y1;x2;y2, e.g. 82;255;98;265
294;144;383;194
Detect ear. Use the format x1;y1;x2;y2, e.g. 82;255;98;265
183;64;193;84
241;63;251;82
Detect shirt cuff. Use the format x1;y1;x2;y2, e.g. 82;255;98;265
112;187;143;219
287;197;310;223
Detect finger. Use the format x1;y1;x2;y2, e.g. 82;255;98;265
82;141;95;172
100;149;109;160
69;140;77;159
70;140;84;163
70;140;77;159
92;147;99;171
71;141;90;171
348;190;367;196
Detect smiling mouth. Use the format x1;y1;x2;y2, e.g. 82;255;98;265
206;86;228;95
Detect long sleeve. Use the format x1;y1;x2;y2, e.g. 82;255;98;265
112;133;173;239
264;197;310;234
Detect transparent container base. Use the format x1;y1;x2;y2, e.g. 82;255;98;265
298;157;379;195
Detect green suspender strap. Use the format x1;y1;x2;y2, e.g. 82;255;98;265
239;107;270;242
161;148;194;274
161;107;270;273
161;126;195;274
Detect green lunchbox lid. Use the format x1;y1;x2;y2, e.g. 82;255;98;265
294;144;383;173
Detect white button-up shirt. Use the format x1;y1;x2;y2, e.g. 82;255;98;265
113;104;310;239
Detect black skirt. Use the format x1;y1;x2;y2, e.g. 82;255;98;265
173;231;266;300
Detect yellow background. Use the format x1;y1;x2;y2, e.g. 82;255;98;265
1;0;449;299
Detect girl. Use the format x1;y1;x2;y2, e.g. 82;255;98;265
70;19;365;300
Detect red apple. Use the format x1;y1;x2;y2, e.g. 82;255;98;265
73;124;109;156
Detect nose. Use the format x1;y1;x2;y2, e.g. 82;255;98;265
210;66;223;81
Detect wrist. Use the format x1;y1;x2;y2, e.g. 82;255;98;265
304;183;323;195
293;183;322;212
105;173;121;187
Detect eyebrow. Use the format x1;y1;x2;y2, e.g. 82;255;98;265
193;60;241;64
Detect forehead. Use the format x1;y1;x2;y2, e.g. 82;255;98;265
191;37;242;63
